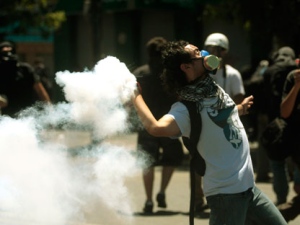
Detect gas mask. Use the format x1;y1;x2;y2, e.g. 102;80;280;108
0;41;18;65
200;50;220;74
0;50;17;63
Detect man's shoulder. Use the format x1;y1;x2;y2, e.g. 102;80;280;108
225;64;241;75
265;64;297;85
266;63;296;73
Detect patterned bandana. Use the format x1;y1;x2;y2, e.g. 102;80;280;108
177;75;228;111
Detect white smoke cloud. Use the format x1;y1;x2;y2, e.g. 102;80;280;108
0;117;78;224
0;56;148;224
55;56;137;138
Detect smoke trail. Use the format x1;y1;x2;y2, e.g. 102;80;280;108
0;56;148;224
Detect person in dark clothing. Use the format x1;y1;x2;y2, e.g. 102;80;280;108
263;47;297;121
0;41;50;118
33;57;53;100
261;46;298;205
133;37;184;213
277;66;300;222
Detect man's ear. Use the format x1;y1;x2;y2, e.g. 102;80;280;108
180;63;190;72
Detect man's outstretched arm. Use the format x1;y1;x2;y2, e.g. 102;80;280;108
132;90;180;137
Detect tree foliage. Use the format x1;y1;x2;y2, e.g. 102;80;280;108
0;0;66;38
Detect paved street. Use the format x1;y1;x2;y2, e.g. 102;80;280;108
1;131;299;225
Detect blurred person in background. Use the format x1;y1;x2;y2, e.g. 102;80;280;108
0;41;50;118
276;59;300;222
203;33;245;104
262;46;298;206
133;37;184;213
33;56;53;100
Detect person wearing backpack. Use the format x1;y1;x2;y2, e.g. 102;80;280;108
276;66;300;222
261;46;298;206
131;40;287;225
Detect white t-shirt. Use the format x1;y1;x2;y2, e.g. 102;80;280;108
210;64;245;99
167;91;254;197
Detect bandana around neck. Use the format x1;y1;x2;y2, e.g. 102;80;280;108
177;75;228;111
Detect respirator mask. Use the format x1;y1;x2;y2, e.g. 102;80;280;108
0;41;18;64
199;50;220;75
0;50;17;63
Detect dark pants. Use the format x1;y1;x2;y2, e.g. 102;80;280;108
278;195;300;222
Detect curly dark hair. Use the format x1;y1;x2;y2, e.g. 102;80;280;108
161;40;191;96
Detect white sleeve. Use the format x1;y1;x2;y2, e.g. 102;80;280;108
166;102;191;138
226;65;245;96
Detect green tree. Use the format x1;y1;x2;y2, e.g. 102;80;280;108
0;0;66;39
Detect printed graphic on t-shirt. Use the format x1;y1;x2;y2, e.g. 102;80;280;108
207;100;242;149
